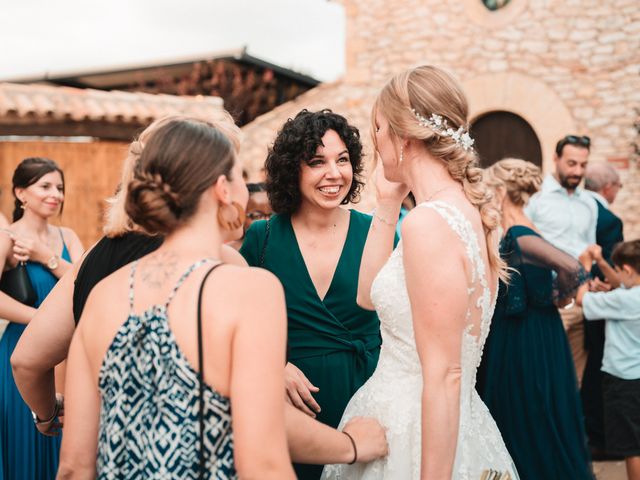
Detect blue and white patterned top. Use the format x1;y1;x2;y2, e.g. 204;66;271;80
97;259;236;479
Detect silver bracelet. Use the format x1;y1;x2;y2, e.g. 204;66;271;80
372;210;396;227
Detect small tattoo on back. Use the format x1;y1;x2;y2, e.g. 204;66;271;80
140;251;179;289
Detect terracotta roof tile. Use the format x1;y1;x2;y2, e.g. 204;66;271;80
0;82;224;124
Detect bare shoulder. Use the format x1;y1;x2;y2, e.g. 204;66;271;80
201;264;284;317
207;264;282;297
220;244;248;266
59;226;83;247
401;205;458;246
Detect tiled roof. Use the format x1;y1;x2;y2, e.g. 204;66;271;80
0;82;224;124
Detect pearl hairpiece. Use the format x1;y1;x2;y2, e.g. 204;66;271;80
410;108;475;152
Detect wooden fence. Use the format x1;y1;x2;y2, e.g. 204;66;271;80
0;140;129;248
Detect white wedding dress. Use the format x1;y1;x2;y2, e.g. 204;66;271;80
321;201;518;480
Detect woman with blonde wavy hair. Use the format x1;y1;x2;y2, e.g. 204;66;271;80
322;65;518;480
477;158;593;479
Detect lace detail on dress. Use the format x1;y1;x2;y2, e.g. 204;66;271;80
321;201;518;480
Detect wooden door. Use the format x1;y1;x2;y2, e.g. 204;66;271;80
470;111;542;168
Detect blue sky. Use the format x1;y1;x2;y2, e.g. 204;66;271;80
0;0;345;82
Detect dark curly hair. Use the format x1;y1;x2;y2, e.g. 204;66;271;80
265;109;365;215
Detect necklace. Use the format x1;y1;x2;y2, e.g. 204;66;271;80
424;185;460;202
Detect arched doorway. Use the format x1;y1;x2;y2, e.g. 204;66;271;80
470;111;543;168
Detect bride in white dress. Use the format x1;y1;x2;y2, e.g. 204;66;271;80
322;66;519;480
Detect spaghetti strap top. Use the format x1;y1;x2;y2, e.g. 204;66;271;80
96;258;236;479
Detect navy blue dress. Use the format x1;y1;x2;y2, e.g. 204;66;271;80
0;243;70;480
477;226;593;480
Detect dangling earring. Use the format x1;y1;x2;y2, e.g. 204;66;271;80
20;200;27;209
399;144;404;165
217;201;246;231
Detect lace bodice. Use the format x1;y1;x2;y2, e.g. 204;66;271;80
322;201;517;480
371;201;496;379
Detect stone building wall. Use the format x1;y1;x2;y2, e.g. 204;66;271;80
240;0;640;238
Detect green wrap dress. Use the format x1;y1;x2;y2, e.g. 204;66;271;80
240;210;382;480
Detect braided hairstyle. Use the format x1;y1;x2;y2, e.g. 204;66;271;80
484;158;542;207
372;65;508;281
104;112;241;237
125;118;236;236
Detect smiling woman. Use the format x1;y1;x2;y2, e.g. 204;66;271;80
240;109;388;480
0;157;83;480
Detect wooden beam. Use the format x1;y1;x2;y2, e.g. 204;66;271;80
0;119;145;141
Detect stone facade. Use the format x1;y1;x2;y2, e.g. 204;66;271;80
240;0;640;238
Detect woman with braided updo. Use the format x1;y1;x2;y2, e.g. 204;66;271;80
477;158;594;479
323;65;518;479
58;118;296;479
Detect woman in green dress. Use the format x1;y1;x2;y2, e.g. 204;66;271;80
241;109;384;480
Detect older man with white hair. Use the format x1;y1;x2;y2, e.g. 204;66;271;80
582;161;624;458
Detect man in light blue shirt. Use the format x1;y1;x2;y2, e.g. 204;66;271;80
525;135;598;383
525;136;598;259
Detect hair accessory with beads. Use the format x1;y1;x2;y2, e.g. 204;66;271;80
410;108;475;152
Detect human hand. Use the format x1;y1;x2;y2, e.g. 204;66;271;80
342;417;389;463
589;278;612;292
36;393;64;437
12;235;53;264
374;161;410;206
284;362;320;418
578;249;593;271
588;244;603;262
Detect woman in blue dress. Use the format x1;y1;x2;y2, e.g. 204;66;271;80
0;157;84;480
476;158;593;479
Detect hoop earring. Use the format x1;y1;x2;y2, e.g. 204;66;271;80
217;201;246;231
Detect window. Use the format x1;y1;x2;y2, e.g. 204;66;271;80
482;0;512;11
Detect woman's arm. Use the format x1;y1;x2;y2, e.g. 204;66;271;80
403;210;468;480
11;227;84;279
228;269;296;479
57;320;100;479
286;406;388;464
11;268;76;432
357;167;408;309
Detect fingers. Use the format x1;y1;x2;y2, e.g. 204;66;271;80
300;372;319;393
12;241;31;262
298;386;321;414
286;390;317;418
284;363;321;415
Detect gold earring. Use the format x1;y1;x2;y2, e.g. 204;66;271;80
217;202;246;231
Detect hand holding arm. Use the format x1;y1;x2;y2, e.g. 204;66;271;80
284;362;321;417
285;405;388;464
